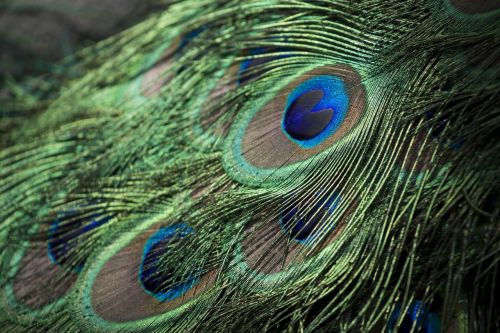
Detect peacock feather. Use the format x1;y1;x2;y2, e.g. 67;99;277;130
0;0;499;332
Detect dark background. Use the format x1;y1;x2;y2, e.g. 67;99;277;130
0;0;165;84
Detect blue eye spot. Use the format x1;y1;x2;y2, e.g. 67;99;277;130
139;223;199;302
282;75;349;149
284;89;333;140
48;211;112;273
387;301;441;333
279;191;341;244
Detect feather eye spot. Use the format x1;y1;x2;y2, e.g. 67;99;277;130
139;223;200;302
48;211;112;272
283;76;349;148
387;301;441;333
224;65;366;182
280;191;341;243
80;219;218;325
234;188;355;279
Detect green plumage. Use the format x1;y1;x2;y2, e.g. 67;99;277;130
0;0;499;332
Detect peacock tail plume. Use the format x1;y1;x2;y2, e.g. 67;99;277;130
0;0;499;332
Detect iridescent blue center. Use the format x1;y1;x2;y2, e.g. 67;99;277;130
280;191;341;244
139;223;199;302
387;301;441;333
282;75;349;148
48;211;112;272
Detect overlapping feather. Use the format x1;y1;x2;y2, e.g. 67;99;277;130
0;0;499;332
